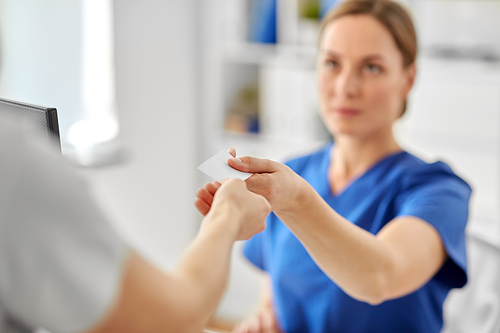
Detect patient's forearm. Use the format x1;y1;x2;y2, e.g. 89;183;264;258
87;208;240;333
173;207;240;329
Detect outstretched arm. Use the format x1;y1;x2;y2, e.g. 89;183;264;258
1;126;269;333
201;155;447;305
88;179;271;333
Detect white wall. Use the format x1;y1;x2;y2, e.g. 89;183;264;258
85;0;201;270
81;0;262;319
0;0;83;141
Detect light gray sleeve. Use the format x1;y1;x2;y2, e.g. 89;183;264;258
442;235;500;333
0;127;129;333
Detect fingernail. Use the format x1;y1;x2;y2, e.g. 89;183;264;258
231;158;242;163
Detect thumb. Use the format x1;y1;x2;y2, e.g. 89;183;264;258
228;156;278;174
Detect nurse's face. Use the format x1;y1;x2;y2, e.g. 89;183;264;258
317;14;415;139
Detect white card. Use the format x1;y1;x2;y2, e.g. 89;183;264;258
198;150;253;182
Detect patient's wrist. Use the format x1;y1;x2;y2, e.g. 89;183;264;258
203;201;242;240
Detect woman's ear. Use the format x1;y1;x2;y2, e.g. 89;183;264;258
402;63;416;99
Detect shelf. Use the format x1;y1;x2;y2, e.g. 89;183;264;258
222;42;317;68
217;130;329;162
222;42;277;65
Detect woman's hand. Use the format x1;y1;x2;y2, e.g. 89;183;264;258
195;148;311;217
232;305;281;333
227;153;310;216
232;274;281;333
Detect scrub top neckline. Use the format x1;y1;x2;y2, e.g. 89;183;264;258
324;144;407;198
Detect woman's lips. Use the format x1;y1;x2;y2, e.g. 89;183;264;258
333;107;361;117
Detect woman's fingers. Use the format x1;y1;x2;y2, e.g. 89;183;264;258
232;323;244;333
239;313;271;333
228;156;278;174
228;147;237;158
232;309;279;333
247;315;262;333
232;316;260;333
232;321;250;333
261;311;273;332
261;310;279;333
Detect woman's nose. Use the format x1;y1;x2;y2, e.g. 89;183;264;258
336;69;359;98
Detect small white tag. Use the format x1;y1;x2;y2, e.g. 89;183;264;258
198;150;253;182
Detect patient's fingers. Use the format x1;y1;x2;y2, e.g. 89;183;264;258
194;198;211;216
228;147;237;158
195;181;221;216
197;181;220;204
197;188;214;206
204;181;221;196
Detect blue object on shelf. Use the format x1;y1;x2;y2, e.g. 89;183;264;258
320;0;343;18
249;0;277;44
248;117;260;134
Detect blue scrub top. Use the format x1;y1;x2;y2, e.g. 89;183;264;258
243;143;471;333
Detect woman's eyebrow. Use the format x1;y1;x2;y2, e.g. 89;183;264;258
320;49;341;57
361;54;385;62
320;50;385;63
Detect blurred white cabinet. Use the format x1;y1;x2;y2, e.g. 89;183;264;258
199;0;330;165
395;58;500;246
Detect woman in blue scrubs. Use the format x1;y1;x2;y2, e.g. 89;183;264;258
196;0;471;332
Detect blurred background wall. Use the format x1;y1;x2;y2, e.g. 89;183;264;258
0;0;499;331
0;0;201;270
89;0;200;270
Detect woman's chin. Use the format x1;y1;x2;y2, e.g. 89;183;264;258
328;125;361;138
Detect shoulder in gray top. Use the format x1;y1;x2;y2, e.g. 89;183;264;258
0;118;128;333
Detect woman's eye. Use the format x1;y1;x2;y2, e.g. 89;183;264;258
325;60;338;69
364;64;381;74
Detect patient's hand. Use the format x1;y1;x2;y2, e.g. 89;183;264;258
203;178;270;241
195;148;238;216
197;148;311;217
195;180;221;216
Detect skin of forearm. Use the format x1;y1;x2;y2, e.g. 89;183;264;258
88;207;242;333
172;206;242;331
276;184;398;305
